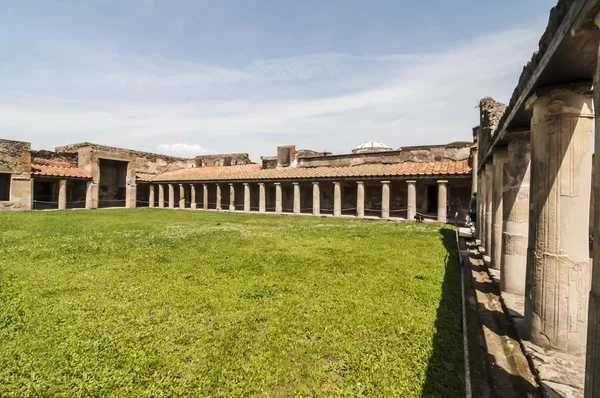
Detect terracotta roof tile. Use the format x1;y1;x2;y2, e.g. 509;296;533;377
31;164;91;179
152;160;470;182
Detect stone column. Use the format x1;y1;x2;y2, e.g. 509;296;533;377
190;184;196;209
85;181;98;209
179;184;186;208
485;164;493;255
381;181;390;220
586;45;600;396
259;183;266;213
243;183;250;212
203;184;208;210
501;137;530;295
274;183;282;214
407;180;416;221
293;183;301;214
229;183;235;211
312;182;320;216
158;184;165;208
126;184;137;208
216;184;222;210
476;171;483;241
168;184;175;208
437;180;448;223
491;149;508;269
58;179;67;210
356;181;365;218
149;184;155;208
472;146;479;195
333;182;341;216
524;84;593;353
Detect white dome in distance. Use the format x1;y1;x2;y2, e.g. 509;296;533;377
352;141;394;154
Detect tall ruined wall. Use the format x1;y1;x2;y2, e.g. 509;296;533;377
31;150;78;167
478;97;507;167
55;143;195;184
195;153;252;167
0;139;32;210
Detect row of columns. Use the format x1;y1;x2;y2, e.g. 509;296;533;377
478;85;595;369
147;180;449;221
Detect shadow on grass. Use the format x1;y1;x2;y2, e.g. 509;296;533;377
419;228;465;397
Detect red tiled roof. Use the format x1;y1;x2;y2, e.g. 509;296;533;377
31;164;91;179
152;160;470;182
397;160;471;176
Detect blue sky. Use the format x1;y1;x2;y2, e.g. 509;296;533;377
0;0;557;160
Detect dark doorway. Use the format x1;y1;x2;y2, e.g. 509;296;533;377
33;180;59;209
0;173;10;201
99;159;128;208
428;185;438;213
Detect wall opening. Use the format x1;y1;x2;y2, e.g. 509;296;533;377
427;185;438;214
0;173;10;201
33;179;58;209
67;180;87;209
99;159;128;208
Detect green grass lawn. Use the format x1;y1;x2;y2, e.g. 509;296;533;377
0;209;463;397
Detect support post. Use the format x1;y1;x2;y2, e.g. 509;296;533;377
85;181;98;209
203;184;208;210
485;164;493;255
259;183;266;213
491;149;508;269
381;181;390;220
437;180;448;223
158;184;165;208
168;184;175;208
293;183;301;214
312;182;320;216
58;179;67;210
407;180;416;221
333;182;341;216
524;84;593;353
149;184;155;208
179;184;186;209
275;183;282;214
216;184;222;211
229;183;235;211
190;184;196;209
244;183;251;212
126;184;137;208
356;181;365;218
501;137;530;295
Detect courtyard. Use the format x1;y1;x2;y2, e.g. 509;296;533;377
0;210;463;397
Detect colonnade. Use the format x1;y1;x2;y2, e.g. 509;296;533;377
147;179;450;221
477;82;600;394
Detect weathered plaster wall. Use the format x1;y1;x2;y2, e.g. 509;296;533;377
195;153;252;167
0;139;32;210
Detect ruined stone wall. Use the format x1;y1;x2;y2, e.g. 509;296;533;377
0;139;32;210
195;153;252;167
31;150;78;167
55;143;195;184
478;97;507;168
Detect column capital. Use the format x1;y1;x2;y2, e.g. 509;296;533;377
243;182;249;186
381;180;390;184
525;82;594;116
437;180;448;184
229;183;234;186
312;181;320;185
292;182;300;185
258;182;265;186
333;181;340;185
407;180;416;184
274;182;281;186
356;181;364;185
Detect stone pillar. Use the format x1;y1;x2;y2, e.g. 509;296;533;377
126;184;137;208
472;146;479;195
381;181;390;220
203;184;208;210
158;184;165;208
524;84;593;353
407;180;416;221
259;183;266;213
437;180;448;223
586;46;600;396
333;182;342;216
501;138;530;295
243;183;250;212
190;184;196;209
85;181;98;209
476;171;483;241
229;183;235;211
485;164;493;255
491;149;508;269
293;183;301;214
216;184;222;211
274;183;282;214
149;184;155;208
58;179;67;210
312;182;320;216
179;184;186;208
356;181;365;218
168;184;175;209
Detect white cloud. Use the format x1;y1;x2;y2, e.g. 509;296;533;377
156;143;218;157
0;22;544;161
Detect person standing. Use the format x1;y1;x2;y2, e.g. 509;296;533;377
468;193;477;229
